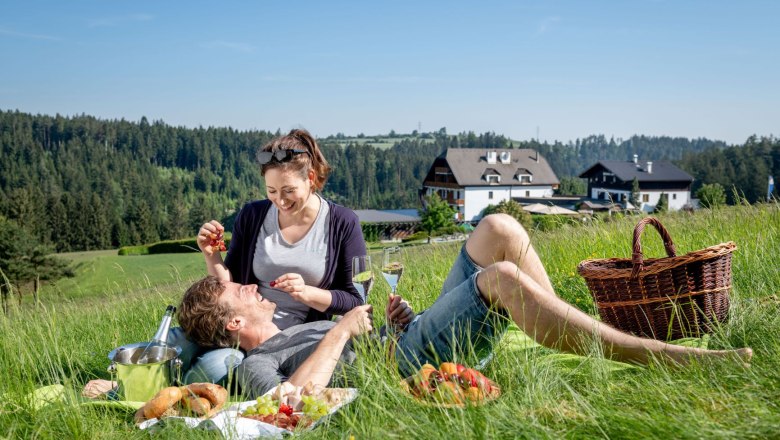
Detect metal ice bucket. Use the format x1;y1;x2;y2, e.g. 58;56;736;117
108;342;182;402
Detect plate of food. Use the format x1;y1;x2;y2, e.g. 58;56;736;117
400;362;501;408
230;382;358;433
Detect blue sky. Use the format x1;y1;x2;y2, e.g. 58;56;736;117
1;1;777;145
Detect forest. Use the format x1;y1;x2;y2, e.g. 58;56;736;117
1;109;777;252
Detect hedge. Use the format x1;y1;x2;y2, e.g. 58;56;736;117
118;234;231;256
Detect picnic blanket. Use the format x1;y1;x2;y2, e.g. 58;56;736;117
497;323;709;373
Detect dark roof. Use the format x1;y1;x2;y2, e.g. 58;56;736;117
354;209;420;224
441;149;559;186
578;160;693;183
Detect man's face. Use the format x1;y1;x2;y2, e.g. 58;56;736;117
219;280;275;323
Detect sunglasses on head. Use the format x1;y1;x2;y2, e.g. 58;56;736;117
256;149;308;165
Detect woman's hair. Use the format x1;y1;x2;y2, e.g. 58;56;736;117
177;276;235;348
259;129;332;191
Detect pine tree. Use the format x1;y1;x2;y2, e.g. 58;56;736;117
655;193;668;213
630;178;641;207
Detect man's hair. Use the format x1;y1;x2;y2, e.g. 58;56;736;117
177;276;235;348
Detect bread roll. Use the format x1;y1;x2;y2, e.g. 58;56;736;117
182;383;228;411
181;395;212;416
143;386;183;420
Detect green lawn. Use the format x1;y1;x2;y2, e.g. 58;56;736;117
1;204;778;439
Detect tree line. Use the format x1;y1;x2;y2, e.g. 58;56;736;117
1;110;777;254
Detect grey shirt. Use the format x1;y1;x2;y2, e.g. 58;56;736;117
235;321;356;398
253;195;330;329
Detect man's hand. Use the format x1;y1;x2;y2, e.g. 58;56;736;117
335;304;373;338
386;294;415;331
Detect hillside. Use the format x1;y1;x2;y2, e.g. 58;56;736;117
1;110;777;253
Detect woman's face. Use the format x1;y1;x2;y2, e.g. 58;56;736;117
263;167;315;218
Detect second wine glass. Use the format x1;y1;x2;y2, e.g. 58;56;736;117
381;247;404;295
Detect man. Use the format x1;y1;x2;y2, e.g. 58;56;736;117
177;214;752;398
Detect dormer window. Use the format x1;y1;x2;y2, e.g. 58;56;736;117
486;151;497;164
515;168;533;184
482;168;501;184
499;151;511;164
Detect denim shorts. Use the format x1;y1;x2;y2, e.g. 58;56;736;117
395;245;509;377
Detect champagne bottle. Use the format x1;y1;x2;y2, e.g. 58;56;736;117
136;305;176;364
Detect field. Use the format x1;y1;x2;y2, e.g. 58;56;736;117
1;204;779;439
327;135;436;150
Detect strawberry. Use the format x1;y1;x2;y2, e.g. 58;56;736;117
278;403;293;417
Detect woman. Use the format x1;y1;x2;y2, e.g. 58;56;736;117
172;129;367;384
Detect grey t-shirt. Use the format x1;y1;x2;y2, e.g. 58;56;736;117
252;195;330;329
235;321;355;398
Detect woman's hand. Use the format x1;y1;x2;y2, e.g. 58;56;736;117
197;220;225;256
271;273;310;302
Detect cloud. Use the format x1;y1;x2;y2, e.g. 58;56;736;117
0;26;60;41
87;13;154;28
201;40;256;54
537;16;560;35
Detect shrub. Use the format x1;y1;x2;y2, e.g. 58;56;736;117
482;199;532;229
402;231;429;243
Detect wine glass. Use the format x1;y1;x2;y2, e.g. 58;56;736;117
351;255;374;302
381;247;404;295
382;247;405;335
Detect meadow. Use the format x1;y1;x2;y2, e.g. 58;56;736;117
1;204;778;439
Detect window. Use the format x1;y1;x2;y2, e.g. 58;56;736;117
488;191;493;200
642;194;649;202
525;191;530;197
672;194;677;200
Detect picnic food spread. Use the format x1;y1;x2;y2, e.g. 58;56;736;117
402;362;501;406
240;382;351;430
134;383;228;423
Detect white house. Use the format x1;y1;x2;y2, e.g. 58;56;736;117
421;148;559;221
578;155;694;212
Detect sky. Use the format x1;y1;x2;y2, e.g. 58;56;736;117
1;0;778;145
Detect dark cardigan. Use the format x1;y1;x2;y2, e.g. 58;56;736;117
224;199;367;322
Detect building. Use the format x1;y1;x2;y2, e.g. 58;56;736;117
421;148;559;221
353;209;419;241
578;155;694;212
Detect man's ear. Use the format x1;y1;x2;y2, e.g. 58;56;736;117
225;315;244;332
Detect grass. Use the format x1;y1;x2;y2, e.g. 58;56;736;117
1;204;779;439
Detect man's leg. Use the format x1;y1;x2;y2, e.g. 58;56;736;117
465;214;554;294
476;261;753;365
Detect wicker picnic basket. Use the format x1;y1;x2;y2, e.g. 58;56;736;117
577;217;735;340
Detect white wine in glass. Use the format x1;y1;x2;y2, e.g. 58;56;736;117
381;247;404;294
352;255;374;302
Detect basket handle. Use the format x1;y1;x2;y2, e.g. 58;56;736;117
631;217;677;277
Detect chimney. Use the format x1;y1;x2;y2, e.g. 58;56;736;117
487;151;497;164
633;154;638;164
535;150;539;163
646;161;653;174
